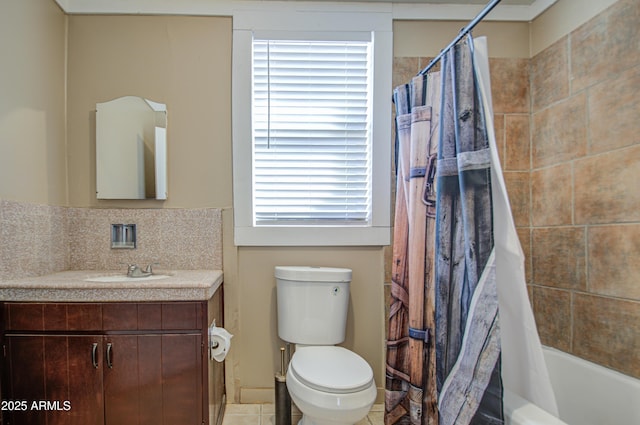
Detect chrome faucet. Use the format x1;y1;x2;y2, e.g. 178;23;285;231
144;262;158;274
127;264;155;278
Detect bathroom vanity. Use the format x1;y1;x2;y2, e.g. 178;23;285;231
0;270;224;425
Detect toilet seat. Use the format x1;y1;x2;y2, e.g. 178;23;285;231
289;346;373;394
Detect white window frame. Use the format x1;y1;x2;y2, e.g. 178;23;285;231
232;3;392;246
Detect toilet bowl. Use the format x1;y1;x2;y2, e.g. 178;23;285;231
275;266;377;425
287;346;377;425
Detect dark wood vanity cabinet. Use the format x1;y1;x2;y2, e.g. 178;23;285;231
4;334;104;425
1;293;224;425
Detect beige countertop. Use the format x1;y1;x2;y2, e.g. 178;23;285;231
0;270;223;302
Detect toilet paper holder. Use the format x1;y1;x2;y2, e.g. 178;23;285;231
209;320;219;359
208;320;232;361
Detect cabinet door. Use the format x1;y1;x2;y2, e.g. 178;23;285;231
103;335;163;425
161;334;203;424
103;334;203;425
4;335;104;425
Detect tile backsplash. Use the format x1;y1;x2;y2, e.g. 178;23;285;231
0;200;69;281
0;199;222;282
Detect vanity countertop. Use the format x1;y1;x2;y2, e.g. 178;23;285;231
0;270;223;302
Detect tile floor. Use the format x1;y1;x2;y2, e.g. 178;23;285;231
222;404;384;425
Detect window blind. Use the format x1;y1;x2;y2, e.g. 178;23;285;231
252;39;372;225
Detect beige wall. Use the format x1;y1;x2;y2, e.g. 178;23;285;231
230;247;385;402
2;0;635;409
394;20;530;59
64;13;387;404
395;0;621;60
0;0;67;205
66;15;232;209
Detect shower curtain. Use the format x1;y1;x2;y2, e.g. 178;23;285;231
385;36;558;425
434;36;502;425
386;70;441;425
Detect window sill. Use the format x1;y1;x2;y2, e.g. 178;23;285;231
234;225;390;246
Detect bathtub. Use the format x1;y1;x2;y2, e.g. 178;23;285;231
504;346;640;425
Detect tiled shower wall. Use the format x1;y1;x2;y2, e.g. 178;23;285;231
529;0;639;378
388;0;639;380
0;199;223;282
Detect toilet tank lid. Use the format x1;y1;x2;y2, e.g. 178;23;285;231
275;266;352;282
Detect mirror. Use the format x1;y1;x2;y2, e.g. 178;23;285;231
96;96;167;200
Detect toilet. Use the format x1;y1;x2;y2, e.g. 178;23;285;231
276;266;377;425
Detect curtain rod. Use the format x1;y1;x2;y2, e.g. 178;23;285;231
418;0;502;76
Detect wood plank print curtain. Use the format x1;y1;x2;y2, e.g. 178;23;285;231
386;37;503;425
434;38;502;425
386;70;441;425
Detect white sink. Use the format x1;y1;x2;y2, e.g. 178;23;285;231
85;274;170;283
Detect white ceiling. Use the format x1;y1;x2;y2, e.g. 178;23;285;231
57;0;554;21
266;0;536;3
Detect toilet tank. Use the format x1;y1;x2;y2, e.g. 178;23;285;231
276;266;351;345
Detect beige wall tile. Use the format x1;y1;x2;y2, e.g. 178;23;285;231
419;57;438;74
503;171;530;227
530;0;618;57
574;145;640;224
393;57;419;90
504;114;530;171
588;225;640;301
494;113;505;168
588;65;640;154
526;284;533;308
532;227;586;291
573;293;640;378
531;164;573;226
517;228;532;284
570;0;640;93
532;93;587;168
569;17;606;93
532;286;572;352
530;37;569;112
489;58;530;114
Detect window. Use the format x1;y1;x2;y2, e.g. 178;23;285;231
252;38;371;225
232;6;392;246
